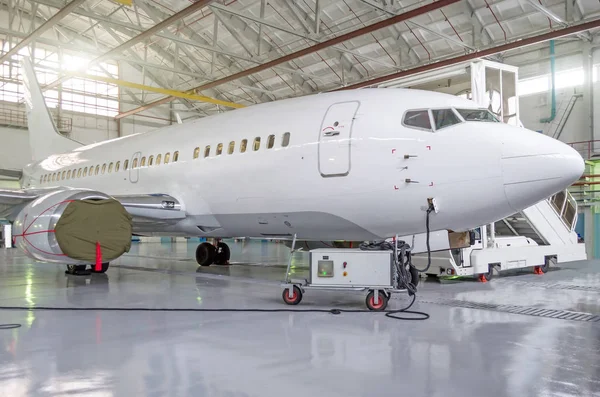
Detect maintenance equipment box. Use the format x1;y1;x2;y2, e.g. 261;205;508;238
309;248;394;287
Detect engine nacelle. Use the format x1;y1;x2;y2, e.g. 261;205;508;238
13;188;133;265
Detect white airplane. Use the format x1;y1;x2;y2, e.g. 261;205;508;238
0;57;584;273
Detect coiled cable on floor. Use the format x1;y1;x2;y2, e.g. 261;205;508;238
357;202;436;321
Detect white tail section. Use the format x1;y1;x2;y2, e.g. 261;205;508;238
20;57;82;162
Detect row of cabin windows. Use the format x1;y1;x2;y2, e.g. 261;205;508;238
39;132;292;184
193;132;291;159
39;151;180;184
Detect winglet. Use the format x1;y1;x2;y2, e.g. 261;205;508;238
20;57;82;162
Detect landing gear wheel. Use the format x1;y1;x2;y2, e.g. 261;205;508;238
282;285;303;305
366;290;389;311
91;262;110;273
196;242;216;266
540;257;556;274
214;242;231;265
65;265;89;275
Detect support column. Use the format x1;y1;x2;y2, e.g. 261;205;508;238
581;42;595;150
584;206;594;259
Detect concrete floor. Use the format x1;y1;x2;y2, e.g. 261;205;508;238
0;239;599;397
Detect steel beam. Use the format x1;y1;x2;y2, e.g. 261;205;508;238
66;71;245;109
359;0;474;50
0;0;85;64
91;0;214;65
336;19;600;90
208;2;401;70
115;0;460;119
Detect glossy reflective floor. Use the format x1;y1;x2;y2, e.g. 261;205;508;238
1;239;600;397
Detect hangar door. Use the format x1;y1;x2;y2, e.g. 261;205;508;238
318;101;359;177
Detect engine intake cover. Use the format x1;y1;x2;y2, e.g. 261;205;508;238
55;199;132;262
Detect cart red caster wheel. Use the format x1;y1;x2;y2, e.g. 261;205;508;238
366;290;388;311
282;285;302;305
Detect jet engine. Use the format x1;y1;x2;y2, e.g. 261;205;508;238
13;188;133;265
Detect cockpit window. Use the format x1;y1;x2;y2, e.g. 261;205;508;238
403;110;431;130
456;108;499;122
431;109;461;130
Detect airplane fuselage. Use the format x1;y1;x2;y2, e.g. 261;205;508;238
20;89;584;241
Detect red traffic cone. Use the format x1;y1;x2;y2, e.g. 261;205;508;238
95;242;102;272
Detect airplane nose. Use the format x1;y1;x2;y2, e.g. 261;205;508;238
501;131;584;211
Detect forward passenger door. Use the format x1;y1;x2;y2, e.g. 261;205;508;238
318;101;360;177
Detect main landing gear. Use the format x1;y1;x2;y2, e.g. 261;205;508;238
196;240;230;266
65;262;110;275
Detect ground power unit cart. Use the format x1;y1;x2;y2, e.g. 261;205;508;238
281;239;419;311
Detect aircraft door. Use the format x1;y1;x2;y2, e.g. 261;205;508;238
129;151;141;183
318;101;359;177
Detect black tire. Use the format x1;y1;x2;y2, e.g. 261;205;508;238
480;265;494;281
196;242;216;266
541;257;556;273
366;290;388;311
91;262;110;273
214;242;231;265
66;264;86;273
282;285;302;305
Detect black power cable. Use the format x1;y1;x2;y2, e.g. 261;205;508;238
0;323;21;329
412;202;436;273
0;304;428;320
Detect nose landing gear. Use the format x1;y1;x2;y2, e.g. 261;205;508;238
196;240;230;266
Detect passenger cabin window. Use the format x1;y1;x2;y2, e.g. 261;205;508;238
282;132;290;147
39;176;42;184
403;110;432;130
456;108;499;122
164;152;170;164
108;163;113;173
141;157;146;167
156;154;162;165
193;147;200;159
132;158;138;169
61;171;66;180
67;170;71;179
253;137;260;151
148;156;153;166
173;151;179;162
83;167;88;177
267;134;275;149
51;173;55;182
240;139;247;153
43;175;47;183
102;164;107;174
431;109;461;130
77;168;82;178
204;146;210;158
124;160;129;171
115;162;120;172
228;141;235;154
216;144;223;156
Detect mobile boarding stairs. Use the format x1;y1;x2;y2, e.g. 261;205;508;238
410;189;586;280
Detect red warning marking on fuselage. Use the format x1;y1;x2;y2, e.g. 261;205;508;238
322;126;335;132
429;182;434;187
392;148;396;154
394;185;399;190
426;145;431;150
